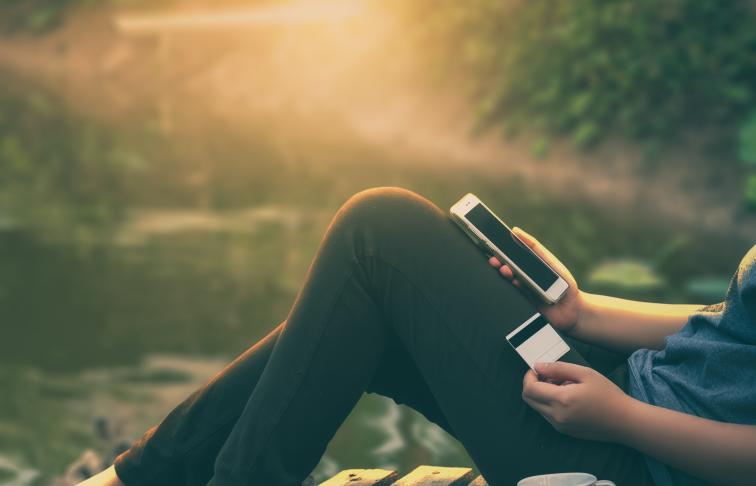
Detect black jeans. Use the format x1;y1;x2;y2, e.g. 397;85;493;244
114;187;654;486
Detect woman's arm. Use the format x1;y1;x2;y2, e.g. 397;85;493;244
568;293;702;354
620;398;756;486
523;362;756;486
489;227;702;353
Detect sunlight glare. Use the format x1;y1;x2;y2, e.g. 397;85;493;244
116;0;367;34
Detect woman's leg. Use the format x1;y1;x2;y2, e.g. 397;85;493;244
113;321;453;486
201;187;652;485
115;187;652;485
112;323;628;485
114;322;284;486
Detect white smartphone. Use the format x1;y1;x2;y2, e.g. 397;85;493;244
449;193;569;304
506;312;570;370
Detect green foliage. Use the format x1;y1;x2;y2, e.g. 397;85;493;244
587;259;664;291
0;83;148;241
740;112;756;166
745;174;756;209
685;276;731;302
531;137;550;159
738;111;756;209
402;0;756;148
0;0;75;34
0;0;146;34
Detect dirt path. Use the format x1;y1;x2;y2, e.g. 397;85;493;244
0;1;753;241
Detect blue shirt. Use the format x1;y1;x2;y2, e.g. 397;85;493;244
627;244;756;486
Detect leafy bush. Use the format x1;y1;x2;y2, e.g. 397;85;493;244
741;111;756;208
403;0;756;147
0;0;143;34
0;83;149;241
0;0;76;34
740;112;756;166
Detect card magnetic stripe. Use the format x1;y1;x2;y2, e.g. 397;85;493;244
508;313;549;348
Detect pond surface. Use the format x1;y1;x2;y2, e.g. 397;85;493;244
0;70;750;485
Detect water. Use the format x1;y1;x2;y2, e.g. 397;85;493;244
0;63;751;484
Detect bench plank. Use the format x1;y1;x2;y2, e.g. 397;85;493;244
467;476;489;486
390;466;475;485
320;468;399;486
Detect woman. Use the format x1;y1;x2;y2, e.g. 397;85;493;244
81;186;756;486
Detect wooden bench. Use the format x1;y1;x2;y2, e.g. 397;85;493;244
315;466;487;486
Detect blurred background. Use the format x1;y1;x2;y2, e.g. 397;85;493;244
1;0;755;483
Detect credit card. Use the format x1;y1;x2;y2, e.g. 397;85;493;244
506;312;569;369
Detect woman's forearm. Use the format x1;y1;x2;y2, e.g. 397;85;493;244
568;292;702;353
616;398;756;485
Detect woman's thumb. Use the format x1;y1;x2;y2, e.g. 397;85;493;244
512;226;558;268
534;362;588;382
512;226;538;249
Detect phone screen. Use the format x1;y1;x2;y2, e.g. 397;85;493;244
465;203;559;292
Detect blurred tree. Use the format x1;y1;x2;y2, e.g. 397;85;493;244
0;0;77;34
740;111;756;207
402;0;756;148
0;84;147;242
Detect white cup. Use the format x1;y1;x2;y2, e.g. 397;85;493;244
517;472;616;486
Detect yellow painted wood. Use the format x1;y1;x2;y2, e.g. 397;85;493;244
467;476;489;486
390;466;476;485
319;468;399;486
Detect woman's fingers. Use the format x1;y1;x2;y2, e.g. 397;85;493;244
512;227;552;264
512;226;539;248
488;256;516;279
522;372;553;410
534;361;591;383
512;226;565;276
522;370;561;404
487;253;526;289
522;394;552;417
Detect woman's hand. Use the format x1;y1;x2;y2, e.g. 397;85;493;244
522;362;632;442
488;227;583;334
